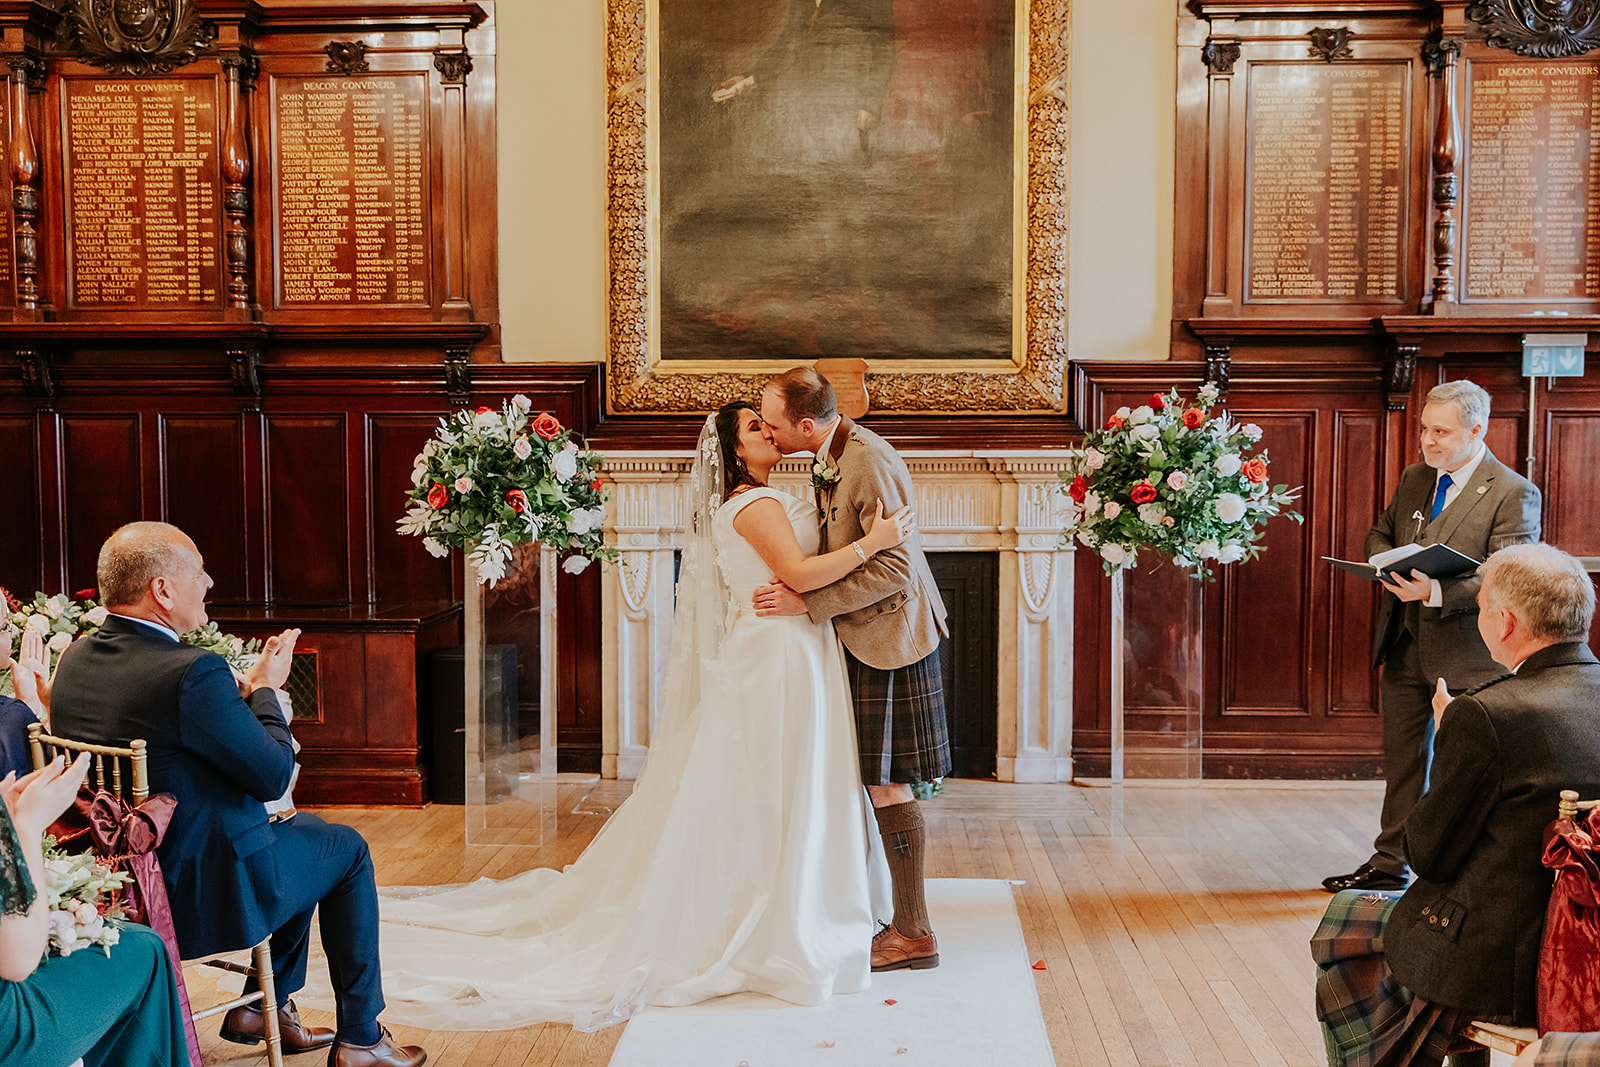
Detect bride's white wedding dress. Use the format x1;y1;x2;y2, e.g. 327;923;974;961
360;487;889;1031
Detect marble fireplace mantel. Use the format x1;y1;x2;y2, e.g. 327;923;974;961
599;450;1077;783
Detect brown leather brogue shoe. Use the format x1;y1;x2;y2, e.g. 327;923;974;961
220;999;335;1054
870;922;940;972
326;1028;427;1067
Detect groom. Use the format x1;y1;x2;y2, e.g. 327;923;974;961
755;366;952;972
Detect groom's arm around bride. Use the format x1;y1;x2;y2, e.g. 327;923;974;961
755;366;952;974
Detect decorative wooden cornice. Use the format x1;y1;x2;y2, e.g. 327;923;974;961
1466;0;1600;59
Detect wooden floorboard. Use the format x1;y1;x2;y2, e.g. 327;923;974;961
181;776;1383;1067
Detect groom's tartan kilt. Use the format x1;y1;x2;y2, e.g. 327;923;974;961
845;646;952;786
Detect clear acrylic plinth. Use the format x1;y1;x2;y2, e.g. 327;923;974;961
463;543;558;846
1109;557;1203;782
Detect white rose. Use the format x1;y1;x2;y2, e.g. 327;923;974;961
24;615;50;636
552;448;579;482
1113;406;1132;421
1130;423;1160;442
1129;405;1155;425
513;436;532;460
567;506;606;536
422;538;449;558
1215;492;1247;523
455;476;474;494
1165;471;1188;491
48;632;71;652
1197;382;1220;403
561;556;591;575
82;606;108;626
1137;503;1165;525
1083;449;1106;470
1214;453;1242;477
411;461;429;488
473;408;499;428
1100;543;1129;566
512;394;532;412
1216;544;1246;564
1243;424;1263;441
1198;540;1221;560
1103;501;1121;520
42;599;63;620
1076;530;1099;549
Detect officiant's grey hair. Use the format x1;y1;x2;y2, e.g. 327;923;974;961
1425;379;1490;431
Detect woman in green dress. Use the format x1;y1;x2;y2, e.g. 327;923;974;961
1;750;190;1066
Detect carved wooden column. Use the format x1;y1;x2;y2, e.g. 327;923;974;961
434;31;474;320
7;56;39;314
219;52;257;315
1200;37;1241;316
1425;34;1462;311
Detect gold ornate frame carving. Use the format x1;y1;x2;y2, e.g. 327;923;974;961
604;0;1070;415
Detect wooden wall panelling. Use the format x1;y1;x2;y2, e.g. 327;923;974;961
161;413;248;601
1328;409;1384;718
368;413;454;605
265;414;349;603
60;412;139;592
0;411;38;594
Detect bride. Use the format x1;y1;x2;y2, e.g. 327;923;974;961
355;402;913;1031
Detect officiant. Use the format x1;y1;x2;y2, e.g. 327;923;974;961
1322;379;1541;894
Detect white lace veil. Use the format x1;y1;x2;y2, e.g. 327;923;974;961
653;414;734;747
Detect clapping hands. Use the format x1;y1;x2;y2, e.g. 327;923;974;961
3;627;52;724
241;628;301;697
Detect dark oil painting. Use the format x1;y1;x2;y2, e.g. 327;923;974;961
658;0;1016;362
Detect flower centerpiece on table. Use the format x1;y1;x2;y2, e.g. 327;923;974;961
41;833;132;958
1059;383;1302;579
1;588;263;698
396;396;617;586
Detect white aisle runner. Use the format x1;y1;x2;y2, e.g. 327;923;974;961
608;879;1054;1067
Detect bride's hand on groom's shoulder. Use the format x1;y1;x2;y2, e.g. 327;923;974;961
861;499;916;555
753;579;808;617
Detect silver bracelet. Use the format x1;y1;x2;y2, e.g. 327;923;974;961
852;540;867;563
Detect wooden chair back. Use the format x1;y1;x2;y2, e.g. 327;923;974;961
26;723;149;805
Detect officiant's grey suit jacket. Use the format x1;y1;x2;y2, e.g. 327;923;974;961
1365;451;1541;684
1386;641;1600;1024
804;420;948;671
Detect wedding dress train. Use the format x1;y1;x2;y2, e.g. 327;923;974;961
353;487;889;1031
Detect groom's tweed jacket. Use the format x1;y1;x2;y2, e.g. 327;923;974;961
804;420;949;670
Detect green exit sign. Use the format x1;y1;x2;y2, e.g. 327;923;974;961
1522;333;1587;377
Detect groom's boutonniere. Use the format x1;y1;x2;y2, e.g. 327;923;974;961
811;454;841;494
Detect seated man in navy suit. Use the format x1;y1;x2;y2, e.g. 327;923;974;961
51;522;427;1067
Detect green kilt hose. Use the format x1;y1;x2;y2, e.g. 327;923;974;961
846;645;951;786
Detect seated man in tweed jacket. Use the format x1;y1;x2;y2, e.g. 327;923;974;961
1314;543;1600;1067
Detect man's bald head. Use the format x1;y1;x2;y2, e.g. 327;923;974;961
98;521;200;610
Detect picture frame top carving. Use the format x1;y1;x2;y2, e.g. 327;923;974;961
1466;0;1600;59
55;0;218;76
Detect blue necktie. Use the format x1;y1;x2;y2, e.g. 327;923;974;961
1429;473;1454;522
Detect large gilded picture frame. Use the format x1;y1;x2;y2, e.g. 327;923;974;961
605;0;1069;415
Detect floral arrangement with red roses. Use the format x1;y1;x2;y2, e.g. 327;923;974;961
1059;383;1301;579
396;395;616;585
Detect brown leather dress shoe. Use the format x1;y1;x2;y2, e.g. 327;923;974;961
870;922;940;972
220;999;335;1054
326;1028;427;1067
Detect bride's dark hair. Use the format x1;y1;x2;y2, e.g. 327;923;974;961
714;402;763;500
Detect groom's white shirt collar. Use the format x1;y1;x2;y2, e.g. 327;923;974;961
815;416;843;460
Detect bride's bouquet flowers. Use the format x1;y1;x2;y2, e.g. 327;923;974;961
2;588;262;697
1059;383;1301;579
396;396;618;586
41;834;132;958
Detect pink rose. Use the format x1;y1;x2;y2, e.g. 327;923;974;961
1084;449;1106;470
513;436;532;459
1166;471;1187;491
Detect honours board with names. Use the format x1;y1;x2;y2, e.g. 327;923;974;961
1245;63;1408;304
63;79;220;307
1464;62;1600;302
273;75;428;307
